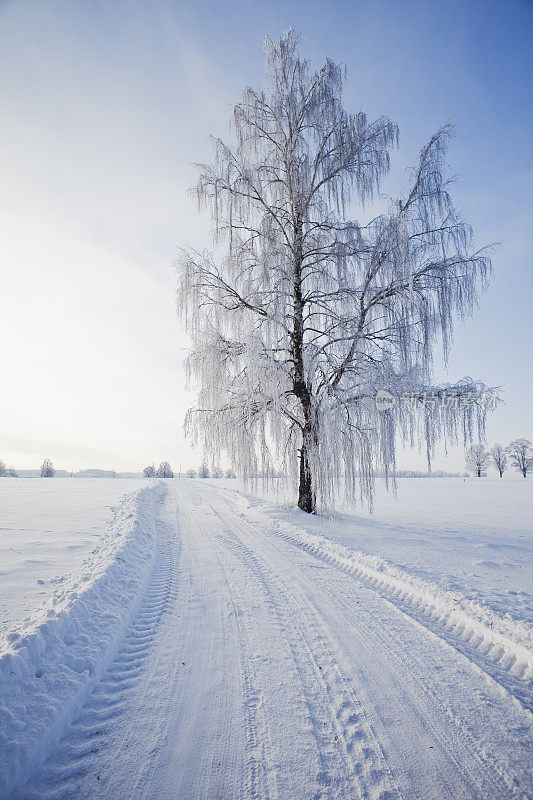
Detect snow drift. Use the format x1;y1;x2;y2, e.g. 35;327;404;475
219;485;533;709
0;482;165;797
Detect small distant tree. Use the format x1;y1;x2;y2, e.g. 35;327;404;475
225;468;236;479
41;459;55;478
465;444;489;477
212;466;223;478
186;468;197;478
0;460;7;477
198;462;210;479
8;467;18;477
157;461;174;478
143;464;156;477
506;439;533;478
490;443;507;477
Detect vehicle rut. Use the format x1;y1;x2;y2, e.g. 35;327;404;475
13;513;177;800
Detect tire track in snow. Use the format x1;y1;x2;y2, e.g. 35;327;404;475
218;492;532;715
218;530;401;800
210;524;346;800
207;498;402;800
270;521;533;713
294;550;528;800
187;502;280;800
208;490;531;800
13;514;177;800
9;481;530;800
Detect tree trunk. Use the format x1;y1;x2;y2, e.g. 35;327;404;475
298;427;316;513
291;215;317;513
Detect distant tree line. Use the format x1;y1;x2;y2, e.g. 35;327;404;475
186;463;236;479
465;439;533;477
1;459;237;479
0;461;17;477
394;470;465;478
143;462;174;478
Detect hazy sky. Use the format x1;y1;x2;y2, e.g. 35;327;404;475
1;0;532;472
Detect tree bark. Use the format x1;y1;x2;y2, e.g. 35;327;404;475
290;215;317;513
298;433;316;513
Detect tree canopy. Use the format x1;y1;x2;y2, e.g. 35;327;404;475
178;31;495;511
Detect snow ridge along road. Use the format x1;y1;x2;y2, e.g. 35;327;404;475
2;480;532;799
0;483;166;797
223;490;533;713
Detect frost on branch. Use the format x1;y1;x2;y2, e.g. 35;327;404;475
177;31;496;512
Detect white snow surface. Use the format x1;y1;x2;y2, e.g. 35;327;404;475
0;482;164;796
0;478;154;632
222;476;533;625
0;478;531;799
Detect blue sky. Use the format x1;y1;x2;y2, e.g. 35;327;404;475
0;0;531;472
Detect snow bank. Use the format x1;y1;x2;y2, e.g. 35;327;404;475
221;486;533;700
0;477;156;631
0;482;165;797
278;516;532;674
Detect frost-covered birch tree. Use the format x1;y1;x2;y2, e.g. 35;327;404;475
490;443;507;477
40;459;55;478
177;31;495;513
465;444;490;477
506;439;533;478
198;462;210;479
156;461;174;478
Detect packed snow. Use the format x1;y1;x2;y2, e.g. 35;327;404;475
221;477;533;625
0;478;531;798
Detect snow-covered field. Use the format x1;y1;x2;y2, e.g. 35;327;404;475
0;479;153;632
0;478;531;798
231;477;533;625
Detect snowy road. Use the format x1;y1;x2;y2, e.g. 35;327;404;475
5;482;532;799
